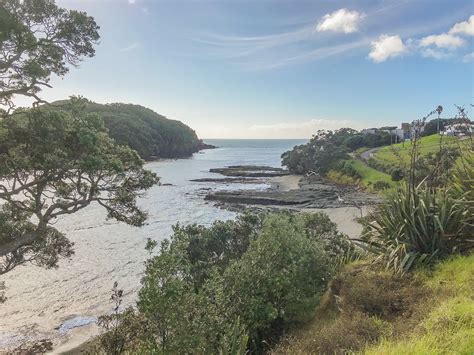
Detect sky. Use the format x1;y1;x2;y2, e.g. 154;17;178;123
26;0;474;138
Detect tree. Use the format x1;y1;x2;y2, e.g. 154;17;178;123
282;130;349;175
0;98;159;274
0;0;99;113
133;212;351;354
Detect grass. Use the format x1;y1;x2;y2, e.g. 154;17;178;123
272;254;474;355
325;158;393;192
373;134;470;167
365;254;474;355
347;159;394;189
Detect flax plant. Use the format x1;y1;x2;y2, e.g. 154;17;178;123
363;106;473;273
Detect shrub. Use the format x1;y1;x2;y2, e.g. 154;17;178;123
332;266;429;321
133;212;352;354
373;180;391;190
390;167;404;181
362;184;471;273
306;312;391;354
326;170;359;185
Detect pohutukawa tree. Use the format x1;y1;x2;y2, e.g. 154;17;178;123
0;0;100;113
0;0;159;276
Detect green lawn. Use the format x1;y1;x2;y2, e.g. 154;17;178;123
347;159;394;188
373;134;468;167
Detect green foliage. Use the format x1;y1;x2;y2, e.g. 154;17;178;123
76;101;205;159
334;160;362;179
362;182;472;273
273;262;428;354
390;167;404;181
372;180;391;191
371;134;469;175
282;130;350;174
125;212;353;353
0;98;159;274
281;128;397;178
326;170;359;185
345;159;393;189
0;0;99;111
365;254;474;355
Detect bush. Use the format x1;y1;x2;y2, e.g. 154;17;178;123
390;168;404;181
334;160;362;179
373;180;391;190
332;266;429;321
306;312;390;354
362;184;471;273
326;170;359;185
132;212;352;353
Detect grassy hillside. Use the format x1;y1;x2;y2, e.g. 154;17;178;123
347;159;393;187
273;254;474;354
372;134;470;168
366;255;474;354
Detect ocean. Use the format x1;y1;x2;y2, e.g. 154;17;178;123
0;139;307;349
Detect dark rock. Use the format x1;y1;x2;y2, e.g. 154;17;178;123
205;180;381;210
209;165;289;178
198;141;218;150
190;177;264;184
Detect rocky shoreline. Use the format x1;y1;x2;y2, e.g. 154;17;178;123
200;165;381;213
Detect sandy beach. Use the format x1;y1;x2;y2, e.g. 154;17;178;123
269;174;302;191
268;175;370;238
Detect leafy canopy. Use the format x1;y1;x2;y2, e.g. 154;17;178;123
0;98;159;274
131;212;353;354
0;0;99;113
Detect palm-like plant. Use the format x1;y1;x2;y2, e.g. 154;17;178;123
363;183;471;273
362;106;473;273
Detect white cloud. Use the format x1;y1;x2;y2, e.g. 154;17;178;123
128;0;136;4
421;48;451;60
368;35;407;63
316;8;364;34
463;52;474;63
449;15;474;36
419;33;464;49
119;42;139;52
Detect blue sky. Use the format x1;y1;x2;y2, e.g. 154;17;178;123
39;0;474;138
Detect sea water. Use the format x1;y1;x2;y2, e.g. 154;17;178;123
0;139;306;348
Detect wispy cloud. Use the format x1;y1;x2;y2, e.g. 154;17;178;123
119;42;139;52
196;3;472;70
419;33;465;49
463;52;474;62
249;118;365;138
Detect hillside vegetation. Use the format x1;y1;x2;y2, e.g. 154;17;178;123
370;134;471;173
54;100;206;160
274;254;474;354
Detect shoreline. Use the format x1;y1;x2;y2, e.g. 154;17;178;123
2;168;376;353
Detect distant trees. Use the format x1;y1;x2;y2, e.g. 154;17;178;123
0;1;159;276
282;130;349;175
281;128;395;175
81;102;203;159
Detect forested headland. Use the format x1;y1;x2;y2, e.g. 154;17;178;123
53;100;212;160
